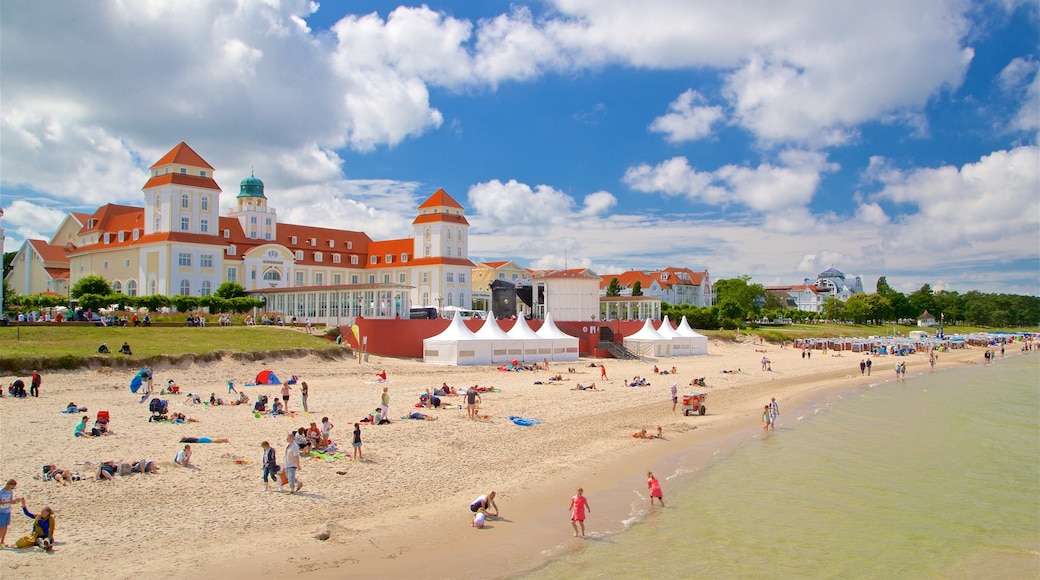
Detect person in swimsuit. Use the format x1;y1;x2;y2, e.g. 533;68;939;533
280;383;292;412
300;382;309;413
670;383;678;413
647;472;664;508
569;487;590;537
470;491;499;517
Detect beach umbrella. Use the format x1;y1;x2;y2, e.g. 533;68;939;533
129;368;149;393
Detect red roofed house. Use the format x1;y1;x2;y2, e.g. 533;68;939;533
598;267;712;307
8;142;474;324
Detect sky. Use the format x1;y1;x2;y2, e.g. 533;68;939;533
1;0;1037;296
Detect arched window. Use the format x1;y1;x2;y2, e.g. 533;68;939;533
262;269;282;281
113;281;123;293
201;281;212;296
181;194;189;209
179;280;191;296
126;280;138;297
446;292;453;307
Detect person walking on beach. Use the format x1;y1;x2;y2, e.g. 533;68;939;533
866;358;872;375
647;472;664;508
1;479;24;547
30;370;41;398
380;386;390;421
859;360;866;375
300;381;309;413
352;423;363;462
600;364;607;380
261;441;280;492
569;487;590;537
670;383;678;414
762;405;773;431
284;432;302;494
466;388;481;419
769;397;779;430
227;380;237;395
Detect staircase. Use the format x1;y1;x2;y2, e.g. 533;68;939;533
598;340;653;362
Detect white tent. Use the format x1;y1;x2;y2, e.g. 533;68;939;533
422;312;493;365
474;316;524;364
676;316;709;355
624;318;673;357
656;315;695;356
534;313;580;362
506;316;553;362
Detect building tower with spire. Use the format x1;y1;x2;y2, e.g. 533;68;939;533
229;169;277;241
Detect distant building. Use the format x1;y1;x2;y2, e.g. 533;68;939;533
765;267;865;313
470;260;531;311
598;267;712;307
917;310;937;327
5;142;474;324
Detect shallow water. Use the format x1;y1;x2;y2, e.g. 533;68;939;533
523;354;1040;579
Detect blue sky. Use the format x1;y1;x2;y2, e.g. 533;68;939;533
1;0;1037;295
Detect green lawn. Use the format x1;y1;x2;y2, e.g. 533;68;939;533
0;324;340;372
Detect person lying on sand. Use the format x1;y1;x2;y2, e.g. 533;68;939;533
41;465;74;485
632;426;664;439
178;437;230;443
574;383;598;391
169;412;198;424
721;369;741;374
407;412;437;421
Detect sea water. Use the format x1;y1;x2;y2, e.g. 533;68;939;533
523;354;1040;579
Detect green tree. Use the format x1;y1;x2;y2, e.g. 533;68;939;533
713;276;764;320
171;295;200;313
865;293;894;323
763;292;786;311
71;275;113;299
876;276;893;295
907;284;937;318
717;298;744;322
844;293;871;323
77;293;107;311
631;280;643;296
138;294;172;312
821;297;847;321
605;278;621;297
215;281;248;300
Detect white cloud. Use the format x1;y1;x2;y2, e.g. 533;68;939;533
467;179;618;233
623;150;836;212
649;89;725;143
2;200;69;245
998;57;1039;134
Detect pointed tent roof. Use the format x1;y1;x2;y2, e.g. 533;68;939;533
427;310;479;341
676;316;707;338
655;315;681;338
535;313;577;339
506;315;542;340
629;318;668;340
475;316;512;340
150;141;214;170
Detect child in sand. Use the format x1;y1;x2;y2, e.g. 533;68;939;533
472;507;487;528
647;471;664;508
569;487;590;537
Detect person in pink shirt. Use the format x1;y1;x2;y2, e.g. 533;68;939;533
647;471;664;508
569;487;591;537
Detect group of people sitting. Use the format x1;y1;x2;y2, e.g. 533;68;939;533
74;414;111;437
185;314;206;327
96;459;160;480
632;426;664;439
292;418;335;453
652;365;678;375
624;376;651;387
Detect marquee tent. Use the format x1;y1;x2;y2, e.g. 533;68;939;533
624;319;673;357
676;316;709;355
506;316;553;362
656;315;695;356
474;316;524;364
534;313;580;362
423;311;493;365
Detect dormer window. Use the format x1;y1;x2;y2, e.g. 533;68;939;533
118;231;125;242
328;240;334;248
315;252;323;262
295;250;304;260
104;233;111;243
370;255;378;265
223;229;230;238
133;229;140;241
347;241;352;250
401;253;408;262
228;245;236;256
291;236;297;245
351;255;359;265
333;254;341;264
310;238;316;246
385;254;393;264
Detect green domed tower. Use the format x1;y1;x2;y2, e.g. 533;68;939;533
230;169;277;241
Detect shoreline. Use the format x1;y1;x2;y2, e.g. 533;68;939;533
0;340;1003;579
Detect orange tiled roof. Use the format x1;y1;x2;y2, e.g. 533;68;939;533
44;267;70;280
143;173;221;191
417;188;463;209
480;261;510;268
366;238;413;268
28;240;71;264
150;142;214;170
78;204;143;233
411;212;470;226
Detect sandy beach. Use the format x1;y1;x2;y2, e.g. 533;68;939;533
0;332;984;579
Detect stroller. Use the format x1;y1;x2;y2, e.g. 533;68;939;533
93;410;110;436
148;398;169;422
253;394;269;413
